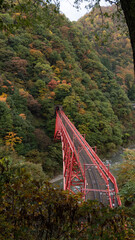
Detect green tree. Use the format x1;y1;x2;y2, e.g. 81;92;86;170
116;149;135;206
0;101;13;137
54;83;71;102
63;93;81;117
0;157;134;240
74;0;135;76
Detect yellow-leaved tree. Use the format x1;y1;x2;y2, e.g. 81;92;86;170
4;132;22;151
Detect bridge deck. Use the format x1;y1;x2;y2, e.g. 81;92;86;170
56;110;120;207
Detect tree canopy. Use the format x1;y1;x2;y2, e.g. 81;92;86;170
0;1;135;238
75;0;135;76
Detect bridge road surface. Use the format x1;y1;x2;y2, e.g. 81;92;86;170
58;111;118;207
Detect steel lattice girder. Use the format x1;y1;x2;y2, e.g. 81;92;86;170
54;110;121;208
54;112;85;194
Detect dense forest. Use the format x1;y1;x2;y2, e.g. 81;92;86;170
0;2;135;239
0;5;135;176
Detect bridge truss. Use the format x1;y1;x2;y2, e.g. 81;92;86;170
54;109;121;208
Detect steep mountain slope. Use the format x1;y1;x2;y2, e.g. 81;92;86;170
0;4;134;177
77;5;134;99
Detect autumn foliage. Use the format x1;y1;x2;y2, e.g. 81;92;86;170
4;132;22;151
0;158;134;240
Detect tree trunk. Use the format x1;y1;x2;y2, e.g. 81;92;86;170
120;0;135;78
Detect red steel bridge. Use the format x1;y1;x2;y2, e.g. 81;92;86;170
54;108;121;208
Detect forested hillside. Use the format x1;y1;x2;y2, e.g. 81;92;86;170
77;5;135;100
0;2;135;239
0;4;134;179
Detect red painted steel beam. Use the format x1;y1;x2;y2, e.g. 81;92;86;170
59;111;113;207
54;110;121;208
54;112;85;195
60;110;121;207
